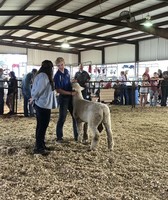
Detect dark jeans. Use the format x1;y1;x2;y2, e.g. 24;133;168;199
23;94;34;116
120;85;129;105
0;89;4;114
34;104;51;150
161;86;168;106
56;95;78;140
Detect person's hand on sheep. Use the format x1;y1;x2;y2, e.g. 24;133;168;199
71;91;77;96
71;79;77;83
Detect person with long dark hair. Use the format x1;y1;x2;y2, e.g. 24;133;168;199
6;71;17;115
31;60;57;155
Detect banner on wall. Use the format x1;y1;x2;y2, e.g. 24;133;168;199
12;64;19;68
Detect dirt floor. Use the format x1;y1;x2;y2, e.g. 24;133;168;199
0;106;168;200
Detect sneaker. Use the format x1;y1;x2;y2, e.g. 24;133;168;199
33;148;50;156
7;111;14;115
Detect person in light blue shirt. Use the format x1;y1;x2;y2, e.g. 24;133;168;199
31;60;57;156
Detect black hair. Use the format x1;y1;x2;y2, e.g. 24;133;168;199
10;71;16;79
37;60;54;90
32;68;38;74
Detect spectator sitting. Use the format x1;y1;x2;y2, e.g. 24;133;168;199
113;80;121;104
104;79;112;89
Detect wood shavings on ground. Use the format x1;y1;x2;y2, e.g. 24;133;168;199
0;106;168;200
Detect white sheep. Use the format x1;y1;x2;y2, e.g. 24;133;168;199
72;82;114;151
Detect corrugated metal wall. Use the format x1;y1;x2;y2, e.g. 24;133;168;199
27;49;78;66
0;38;168;65
0;45;26;54
105;44;135;63
81;50;102;65
139;38;168;61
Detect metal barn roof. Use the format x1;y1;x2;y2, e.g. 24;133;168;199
0;0;167;54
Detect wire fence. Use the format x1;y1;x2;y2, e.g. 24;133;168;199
0;79;168;115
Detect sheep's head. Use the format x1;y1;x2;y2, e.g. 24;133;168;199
72;82;84;92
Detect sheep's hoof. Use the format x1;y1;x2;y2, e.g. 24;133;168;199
82;140;89;145
108;148;113;152
78;139;83;143
108;142;114;151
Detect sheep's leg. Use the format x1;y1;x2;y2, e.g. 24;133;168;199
83;122;88;143
89;126;100;150
104;123;114;150
77;122;83;143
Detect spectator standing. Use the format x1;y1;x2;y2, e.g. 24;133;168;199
31;60;57;155
0;68;6;115
161;71;168;106
74;64;90;99
158;69;163;102
104;79;112;89
6;71;17;115
149;72;159;106
22;69;37;117
139;74;150;107
119;71;129;105
54;57;78;142
124;70;129;82
143;67;150;82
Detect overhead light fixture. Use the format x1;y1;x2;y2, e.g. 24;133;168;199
143;15;153;27
61;39;70;48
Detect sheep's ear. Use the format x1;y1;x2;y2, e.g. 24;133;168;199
81;86;85;91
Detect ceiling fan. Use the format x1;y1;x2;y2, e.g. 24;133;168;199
119;10;136;23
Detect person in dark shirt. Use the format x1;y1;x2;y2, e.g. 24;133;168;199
6;71;17;115
74;64;90;99
54;57;78;142
74;64;91;142
161;71;168;106
158;69;163;102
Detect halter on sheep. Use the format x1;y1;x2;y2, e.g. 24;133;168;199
72;82;114;151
